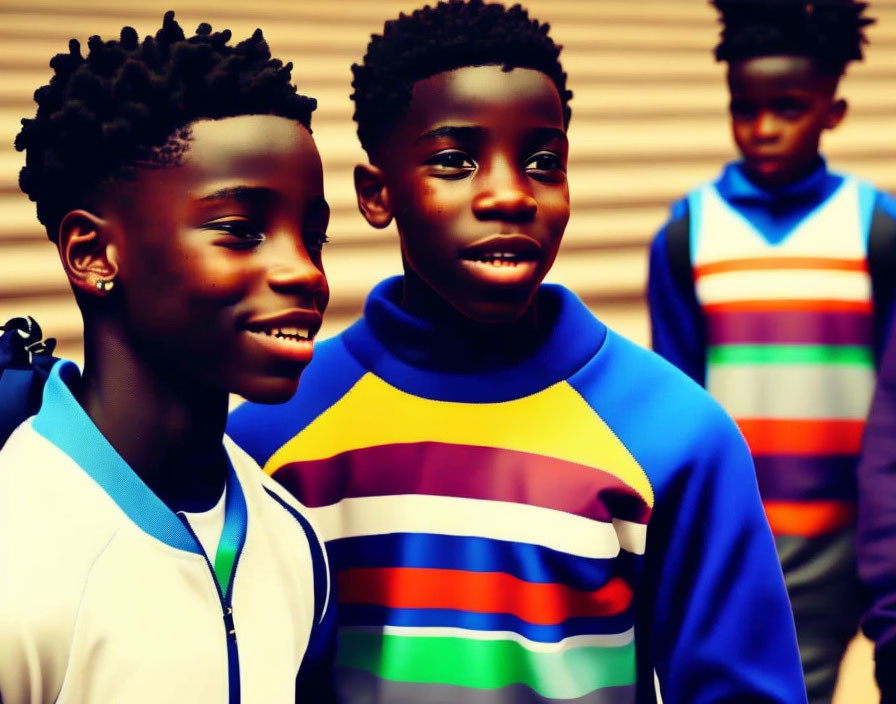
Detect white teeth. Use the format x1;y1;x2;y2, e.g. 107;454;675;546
259;327;312;341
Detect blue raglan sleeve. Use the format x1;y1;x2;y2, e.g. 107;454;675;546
644;399;806;704
647;201;707;385
570;334;806;703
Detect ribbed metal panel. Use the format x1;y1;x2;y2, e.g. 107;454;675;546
3;1;896;366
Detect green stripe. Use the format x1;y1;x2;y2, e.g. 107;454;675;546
337;631;636;699
213;543;237;594
708;344;873;366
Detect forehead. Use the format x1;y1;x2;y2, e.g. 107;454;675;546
404;65;565;133
728;55;832;95
180;114;322;189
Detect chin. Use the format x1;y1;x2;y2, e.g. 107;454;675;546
237;376;301;405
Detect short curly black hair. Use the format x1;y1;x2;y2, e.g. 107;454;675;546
16;11;317;241
713;0;874;76
351;0;572;156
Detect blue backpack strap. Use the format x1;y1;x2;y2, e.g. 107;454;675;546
263;487;337;702
0;316;58;447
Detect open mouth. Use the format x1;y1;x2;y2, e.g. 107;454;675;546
464;251;537;267
242;312;322;363
459;235;543;285
251;326;313;342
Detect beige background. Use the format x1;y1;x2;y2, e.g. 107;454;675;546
1;0;892;699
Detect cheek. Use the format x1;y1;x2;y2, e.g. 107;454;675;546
125;247;250;323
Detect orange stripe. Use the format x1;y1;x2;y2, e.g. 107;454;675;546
694;257;867;280
763;500;856;537
736;419;864;455
703;299;872;315
337;567;633;625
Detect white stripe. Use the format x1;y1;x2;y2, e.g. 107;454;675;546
308;494;647;557
696;269;870;305
694;180;865;262
707;364;874;420
343;625;636;652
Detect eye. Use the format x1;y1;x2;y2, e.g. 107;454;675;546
524;151;566;183
424;150;476;178
201;219;265;249
773;97;809;119
730;99;757;120
525;152;565;173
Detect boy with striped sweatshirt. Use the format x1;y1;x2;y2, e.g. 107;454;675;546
230;1;806;702
648;1;896;701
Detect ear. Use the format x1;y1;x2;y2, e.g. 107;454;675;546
57;209;120;297
354;163;393;229
826;98;848;130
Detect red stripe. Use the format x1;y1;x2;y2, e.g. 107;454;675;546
273;442;650;523
703;300;872;315
694;257;867;280
763;500;856;537
736;419;864;455
338;567;633;624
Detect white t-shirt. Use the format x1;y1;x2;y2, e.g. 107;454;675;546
181;487;226;561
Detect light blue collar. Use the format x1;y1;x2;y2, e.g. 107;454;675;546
33;360;247;568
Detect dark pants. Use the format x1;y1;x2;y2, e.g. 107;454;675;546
777;530;862;704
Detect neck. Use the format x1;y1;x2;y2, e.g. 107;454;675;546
400;269;546;368
79;318;228;512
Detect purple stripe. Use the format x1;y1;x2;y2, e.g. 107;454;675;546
754;454;857;502
706;310;872;346
273;442;650;523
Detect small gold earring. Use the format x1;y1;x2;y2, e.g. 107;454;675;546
95;278;115;292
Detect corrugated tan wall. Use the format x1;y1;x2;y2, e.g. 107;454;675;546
0;4;892;696
4;1;896;365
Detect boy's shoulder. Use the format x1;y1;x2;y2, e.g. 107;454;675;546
568;326;750;490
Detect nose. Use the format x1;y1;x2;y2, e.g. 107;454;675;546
752;110;781;143
472;157;537;223
264;234;328;309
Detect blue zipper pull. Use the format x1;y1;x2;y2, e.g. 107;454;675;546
223;606;236;641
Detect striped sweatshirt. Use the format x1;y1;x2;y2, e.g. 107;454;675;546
228;277;805;704
648;160;896;539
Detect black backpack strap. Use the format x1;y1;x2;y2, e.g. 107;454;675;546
664;209;696;304
867;204;896;365
0;316;58;446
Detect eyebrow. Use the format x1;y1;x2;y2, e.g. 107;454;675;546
414;125;567;145
529;127;568;144
195;185;273;204
414;126;485;144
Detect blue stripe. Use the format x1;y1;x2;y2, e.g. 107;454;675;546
858;177;877;250
33;361;200;554
687;185;703;262
338;604;634;642
264;487;328;626
326;533;637;592
220;461;248;601
264;487;338;698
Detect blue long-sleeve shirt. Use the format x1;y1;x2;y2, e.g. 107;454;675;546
229;277;807;704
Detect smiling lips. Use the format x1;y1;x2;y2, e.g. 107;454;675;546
243;312;322;364
459;234;542;285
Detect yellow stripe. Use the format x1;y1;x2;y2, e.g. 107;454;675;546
264;374;654;508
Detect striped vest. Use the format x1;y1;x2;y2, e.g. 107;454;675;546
691;177;876;538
